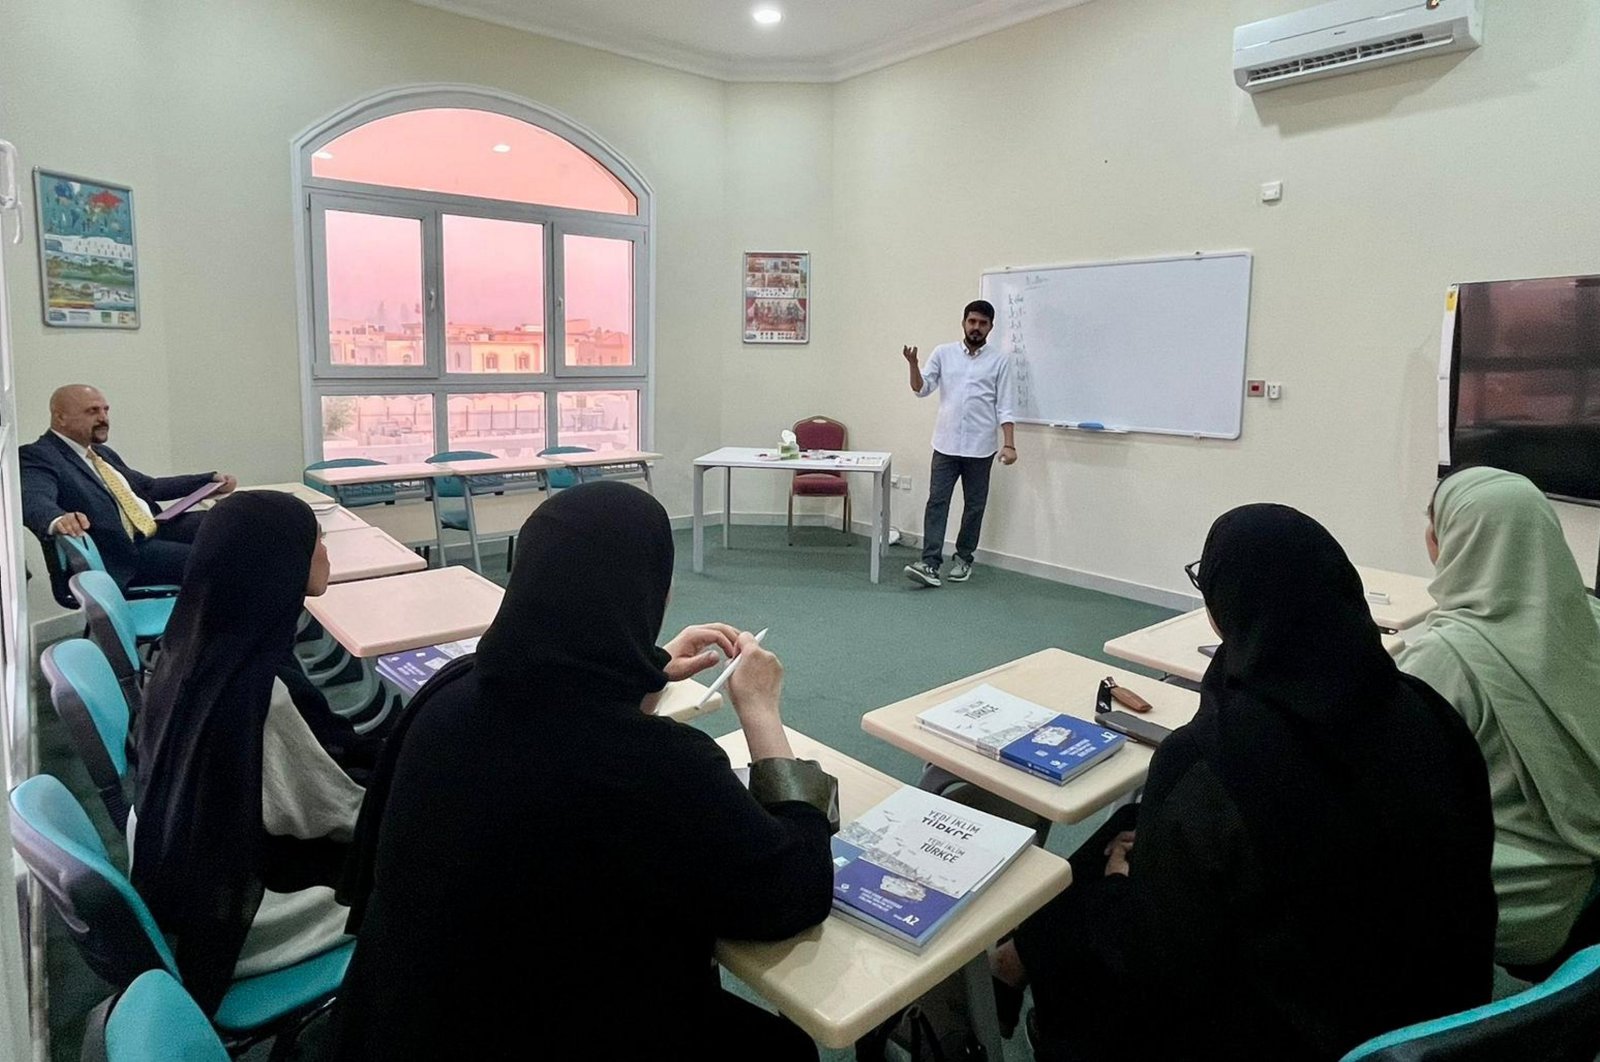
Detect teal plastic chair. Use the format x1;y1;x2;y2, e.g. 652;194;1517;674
304;457;397;509
8;775;354;1056
56;532;180;599
425;450;510;573
1339;944;1600;1061
539;445;595;490
70;571;171;707
39;639;132;831
82;970;229;1062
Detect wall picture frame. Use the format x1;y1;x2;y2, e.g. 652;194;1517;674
34;169;139;329
743;251;808;344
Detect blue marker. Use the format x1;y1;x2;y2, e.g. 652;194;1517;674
1078;421;1105;431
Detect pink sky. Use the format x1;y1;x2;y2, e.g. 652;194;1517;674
320;109;635;334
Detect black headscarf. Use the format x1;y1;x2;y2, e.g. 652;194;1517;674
131;491;328;1013
474;480;673;704
1193;503;1484;879
341;482;674;928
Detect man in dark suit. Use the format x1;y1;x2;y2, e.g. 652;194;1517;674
21;384;237;592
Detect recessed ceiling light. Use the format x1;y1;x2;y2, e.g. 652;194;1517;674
492;143;512;153
313;150;334;160
752;6;782;25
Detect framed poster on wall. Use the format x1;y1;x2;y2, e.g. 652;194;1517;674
34;169;139;329
743;251;808;344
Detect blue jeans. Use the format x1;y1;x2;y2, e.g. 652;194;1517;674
921;450;994;568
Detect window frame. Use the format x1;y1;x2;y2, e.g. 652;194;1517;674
292;86;654;466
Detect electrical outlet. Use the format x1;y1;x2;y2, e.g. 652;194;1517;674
1267;382;1283;401
1260;180;1283;204
896;475;913;491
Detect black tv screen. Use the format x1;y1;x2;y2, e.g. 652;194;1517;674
1449;274;1600;503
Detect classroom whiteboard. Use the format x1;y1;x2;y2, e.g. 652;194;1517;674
980;252;1253;439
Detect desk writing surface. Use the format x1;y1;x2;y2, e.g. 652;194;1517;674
860;649;1200;825
556;449;662;468
315;506;369;534
1104;608;1408;683
714;727;1069;1049
695;447;891;473
322;526;427;583
305;462;446;487
1353;566;1435;630
305;567;504;657
237;481;336;505
444;455;559;476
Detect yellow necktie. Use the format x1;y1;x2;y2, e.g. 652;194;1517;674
87;447;158;539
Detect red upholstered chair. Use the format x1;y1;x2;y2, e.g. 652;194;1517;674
788;416;851;544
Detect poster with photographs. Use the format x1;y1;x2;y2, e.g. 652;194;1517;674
743;252;809;344
34;170;139;329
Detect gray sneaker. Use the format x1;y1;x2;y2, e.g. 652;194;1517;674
947;558;973;582
905;561;941;587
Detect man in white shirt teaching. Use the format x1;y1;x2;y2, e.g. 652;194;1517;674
900;299;1017;588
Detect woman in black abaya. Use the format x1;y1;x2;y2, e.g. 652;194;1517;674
130;491;367;1014
331;482;838;1061
994;504;1497;1061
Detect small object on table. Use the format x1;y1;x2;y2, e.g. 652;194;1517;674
778;429;800;460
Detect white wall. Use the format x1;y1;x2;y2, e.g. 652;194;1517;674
829;0;1600;599
0;0;733;625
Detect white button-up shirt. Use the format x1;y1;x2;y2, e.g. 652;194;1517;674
917;342;1016;458
50;430;154;533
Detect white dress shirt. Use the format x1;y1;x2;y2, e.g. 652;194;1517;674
916;342;1016;458
49;429;155;533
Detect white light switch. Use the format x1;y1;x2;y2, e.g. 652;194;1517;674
1260;181;1283;203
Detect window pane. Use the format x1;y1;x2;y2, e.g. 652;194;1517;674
324;211;424;367
313;109;637;215
321;394;435;463
557;390;638;452
447;393;547;458
563;235;633;367
443;215;545;375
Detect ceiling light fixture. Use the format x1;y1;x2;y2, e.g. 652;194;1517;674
752;6;782;25
313;150;334;160
492;143;512;153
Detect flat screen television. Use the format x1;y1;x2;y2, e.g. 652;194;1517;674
1447;273;1600;504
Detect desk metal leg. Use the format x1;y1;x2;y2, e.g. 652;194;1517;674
723;467;732;549
641;462;653;494
693;465;706;573
881;460;893;559
461;482;484;574
869;470;883;584
959;951;1006;1062
427;489;445;569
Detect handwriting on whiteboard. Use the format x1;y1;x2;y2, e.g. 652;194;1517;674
1004;291;1038;416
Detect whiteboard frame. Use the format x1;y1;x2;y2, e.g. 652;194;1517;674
982;249;1254;440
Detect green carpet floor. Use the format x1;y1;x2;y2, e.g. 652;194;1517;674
37;525;1176;1060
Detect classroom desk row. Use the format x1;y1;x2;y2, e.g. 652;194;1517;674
304;450;662;490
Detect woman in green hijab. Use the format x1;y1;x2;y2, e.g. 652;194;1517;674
1400;466;1600;967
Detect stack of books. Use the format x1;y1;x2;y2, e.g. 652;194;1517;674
374;637;480;697
831;787;1036;951
916;683;1125;785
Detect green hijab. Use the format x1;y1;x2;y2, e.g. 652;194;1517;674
1419;466;1600;859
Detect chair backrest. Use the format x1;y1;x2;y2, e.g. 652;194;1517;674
40;639;132;831
70;571;144;707
83;970;229;1062
304;458;396;509
793;416;847;452
426;450;503;500
57;529;109;576
1340;944;1600;1061
27;526;79;609
8;775;177;990
538;445;595;490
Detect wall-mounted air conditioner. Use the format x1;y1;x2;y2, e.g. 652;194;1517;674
1234;0;1483;93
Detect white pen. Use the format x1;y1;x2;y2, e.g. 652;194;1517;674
697;627;769;707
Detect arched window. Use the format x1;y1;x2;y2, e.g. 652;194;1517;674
297;88;650;463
